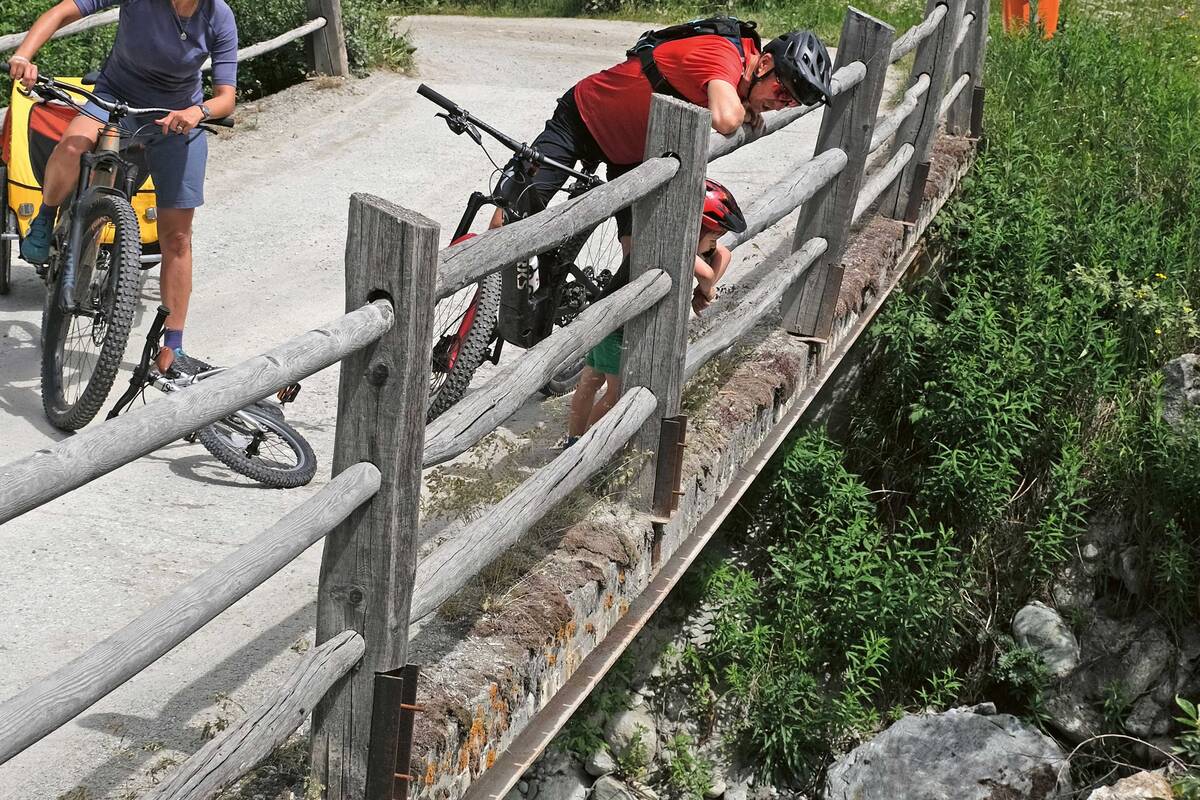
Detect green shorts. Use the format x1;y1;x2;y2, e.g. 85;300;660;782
586;330;624;376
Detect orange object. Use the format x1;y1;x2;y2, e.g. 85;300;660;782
1002;0;1059;38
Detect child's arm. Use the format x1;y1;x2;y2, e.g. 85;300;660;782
692;244;733;314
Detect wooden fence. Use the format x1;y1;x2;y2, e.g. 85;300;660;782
0;0;349;92
0;2;988;798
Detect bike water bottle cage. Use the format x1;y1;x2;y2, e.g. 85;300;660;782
626;16;761;100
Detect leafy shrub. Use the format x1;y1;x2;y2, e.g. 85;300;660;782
660;734;713;800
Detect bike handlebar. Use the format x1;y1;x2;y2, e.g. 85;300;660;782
418;82;600;186
3;63;234;127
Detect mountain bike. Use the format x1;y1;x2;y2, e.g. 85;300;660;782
108;305;317;489
0;63;231;430
418;84;624;422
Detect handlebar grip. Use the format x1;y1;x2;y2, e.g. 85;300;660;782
0;62;8;74
207;116;235;128
417;83;461;114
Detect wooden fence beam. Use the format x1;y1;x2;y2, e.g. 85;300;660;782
311;194;438;799
782;8;895;342
305;0;350;77
946;0;989;135
144;632;365;800
619;94;711;512
881;0;966;219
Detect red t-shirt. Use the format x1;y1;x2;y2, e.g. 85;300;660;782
575;35;758;166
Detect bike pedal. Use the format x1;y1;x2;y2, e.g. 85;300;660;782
277;383;302;404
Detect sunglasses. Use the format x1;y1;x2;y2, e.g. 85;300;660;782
770;74;826;107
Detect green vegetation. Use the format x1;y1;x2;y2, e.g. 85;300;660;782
0;0;412;109
649;0;1200;788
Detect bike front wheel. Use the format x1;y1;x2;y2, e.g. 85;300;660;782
427;267;501;423
198;406;317;489
41;193;142;430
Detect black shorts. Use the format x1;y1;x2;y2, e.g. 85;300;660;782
497;86;636;237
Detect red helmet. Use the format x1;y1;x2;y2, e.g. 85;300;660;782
701;179;747;234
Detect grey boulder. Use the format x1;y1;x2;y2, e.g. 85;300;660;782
1013;601;1081;678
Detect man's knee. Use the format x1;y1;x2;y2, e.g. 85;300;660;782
160;227;193;259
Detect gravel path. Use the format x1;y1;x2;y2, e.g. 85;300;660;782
0;16;828;798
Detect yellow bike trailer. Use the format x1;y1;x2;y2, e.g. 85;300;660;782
1;78;160;292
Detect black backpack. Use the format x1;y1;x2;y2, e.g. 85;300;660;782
626;16;761;100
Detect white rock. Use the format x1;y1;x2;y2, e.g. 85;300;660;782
1086;770;1173;800
585;748;616;777
604;707;657;760
1013;601;1081;678
592;776;638;800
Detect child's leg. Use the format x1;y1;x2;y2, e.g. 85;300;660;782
588;375;622;427
569;366;607;438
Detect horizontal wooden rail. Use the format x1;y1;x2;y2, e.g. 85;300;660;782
424;270;671;466
707;60;867;162
0;302;391;524
853;142;915;223
0;8;119;53
890;3;948;63
144;630;365;800
410;386;658;621
870;73;931;153
720;149;847;251
0;463;380;766
436;158;678;299
203;17;327;71
684;237;829;381
939;72;972;119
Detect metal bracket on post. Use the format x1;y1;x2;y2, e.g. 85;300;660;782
365;664;423;800
902;162;932;224
651;415;688;523
970;86;986;138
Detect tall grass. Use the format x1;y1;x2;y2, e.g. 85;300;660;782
673;1;1200;785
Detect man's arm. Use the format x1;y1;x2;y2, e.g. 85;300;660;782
706;79;746;135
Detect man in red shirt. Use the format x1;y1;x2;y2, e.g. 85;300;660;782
492;26;832;238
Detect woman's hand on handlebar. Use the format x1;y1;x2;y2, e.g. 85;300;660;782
7;55;40;89
155;106;205;136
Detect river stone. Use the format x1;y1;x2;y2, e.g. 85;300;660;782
1161;354;1200;429
823;707;1072;800
1086;770;1173;800
592;776;638;800
604;707;657;759
585;747;616;777
1044;691;1104;745
1013;601;1081;678
1120;628;1176;698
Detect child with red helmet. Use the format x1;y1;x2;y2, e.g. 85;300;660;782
566;178;746;444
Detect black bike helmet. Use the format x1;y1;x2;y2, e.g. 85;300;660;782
763;30;833;106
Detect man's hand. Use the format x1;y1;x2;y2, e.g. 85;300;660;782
743;103;764;130
8;56;39;89
155;106;205;136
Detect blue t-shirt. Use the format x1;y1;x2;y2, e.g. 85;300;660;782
73;0;238;111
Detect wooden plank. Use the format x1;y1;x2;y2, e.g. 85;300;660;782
436;157;677;299
0;464;379;767
0;302;391;525
0;9;119;53
410;387;658;621
854;143;915;223
423;269;671;467
684;237;829;382
869;73;930;154
782;8;895;341
707;61;866;162
311;195;438;800
946;0;989;135
889;3;949;63
619;94;711;511
719;149;847;252
880;0;966;219
306;0;350;77
202;17;327;71
144;631;365;800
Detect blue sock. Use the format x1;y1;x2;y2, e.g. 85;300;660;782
164;329;184;352
35;204;57;226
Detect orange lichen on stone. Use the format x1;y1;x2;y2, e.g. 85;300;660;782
585;622;596;634
459;747;470;772
425;763;437;786
604;594;614;609
618;569;626;584
619;600;630;616
566;620;577;637
487;750;497;768
548;652;558;666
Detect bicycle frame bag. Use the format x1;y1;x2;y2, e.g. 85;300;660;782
626;16;761;100
2;80;159;244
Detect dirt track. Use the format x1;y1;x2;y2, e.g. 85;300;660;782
0;16;825;798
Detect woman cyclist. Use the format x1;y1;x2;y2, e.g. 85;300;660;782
8;0;238;373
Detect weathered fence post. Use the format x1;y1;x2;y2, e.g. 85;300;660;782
619;95;710;515
311;194;438;799
946;0;989;136
881;0;966;221
306;0;351;77
782;8;895;344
